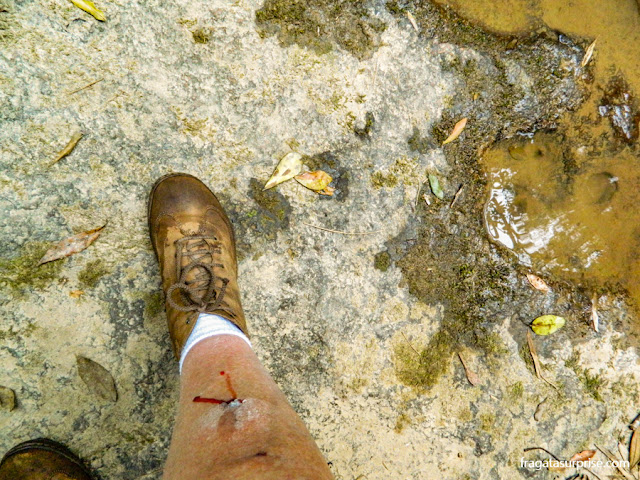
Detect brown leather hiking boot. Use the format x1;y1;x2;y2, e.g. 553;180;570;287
0;438;94;480
148;173;248;359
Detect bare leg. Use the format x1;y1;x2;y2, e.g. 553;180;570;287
163;335;334;480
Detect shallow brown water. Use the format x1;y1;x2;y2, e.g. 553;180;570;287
483;133;640;301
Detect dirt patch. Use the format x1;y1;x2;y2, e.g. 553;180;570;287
255;0;386;59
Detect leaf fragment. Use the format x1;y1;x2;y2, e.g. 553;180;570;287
406;11;419;32
630;429;640;469
76;356;118;402
442;117;468;145
428;173;444;200
591;293;599;333
457;352;479;386
531;315;565;336
569;449;596;463
295;170;333;193
264;152;303;190
318;186;335;196
527;331;543;379
49;132;83;167
37;225;105;266
0;386;16;412
69;290;85;298
526;273;550;293
581;39;597;68
70;0;105;21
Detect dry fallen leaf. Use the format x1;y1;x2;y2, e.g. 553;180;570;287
37;225;105;266
70;0;105;21
264;152;303;190
630;429;640;469
457;352;479;386
527;331;543;380
581;39;597;68
527;331;558;389
295;170;333;193
76;356;118;402
0;386;16;412
569;449;596;463
442;117;468;145
526;273;550;293
69;290;85;298
49;132;83;167
531;315;565;336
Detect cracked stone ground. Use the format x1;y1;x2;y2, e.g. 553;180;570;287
1;0;640;479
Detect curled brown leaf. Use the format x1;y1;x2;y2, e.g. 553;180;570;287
37;225;105;266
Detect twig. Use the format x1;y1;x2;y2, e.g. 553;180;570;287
450;184;464;208
595;444;635;480
523;446;562;461
68;78;103;95
527;331;558;390
302;222;380;235
401;332;419;355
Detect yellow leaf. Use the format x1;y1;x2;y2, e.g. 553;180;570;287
70;0;106;21
531;315;565;336
442;117;468;145
295;170;333;192
264;152;303;190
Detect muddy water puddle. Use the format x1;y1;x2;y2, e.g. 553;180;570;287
429;0;640;307
483;133;640;302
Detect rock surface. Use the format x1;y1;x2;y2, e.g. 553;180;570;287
1;0;639;479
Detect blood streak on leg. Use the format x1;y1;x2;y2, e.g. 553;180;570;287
193;396;225;404
192;371;240;404
224;372;237;398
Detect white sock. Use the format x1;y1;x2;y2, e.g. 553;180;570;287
179;313;252;373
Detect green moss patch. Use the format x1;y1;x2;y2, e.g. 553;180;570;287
0;242;64;295
78;259;110;289
374;251;391;272
247;178;292;241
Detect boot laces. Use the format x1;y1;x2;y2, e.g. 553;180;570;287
166;235;231;318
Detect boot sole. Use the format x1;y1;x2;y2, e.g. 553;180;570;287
1;438;94;478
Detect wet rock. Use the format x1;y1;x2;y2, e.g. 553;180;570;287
599;77;640;143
